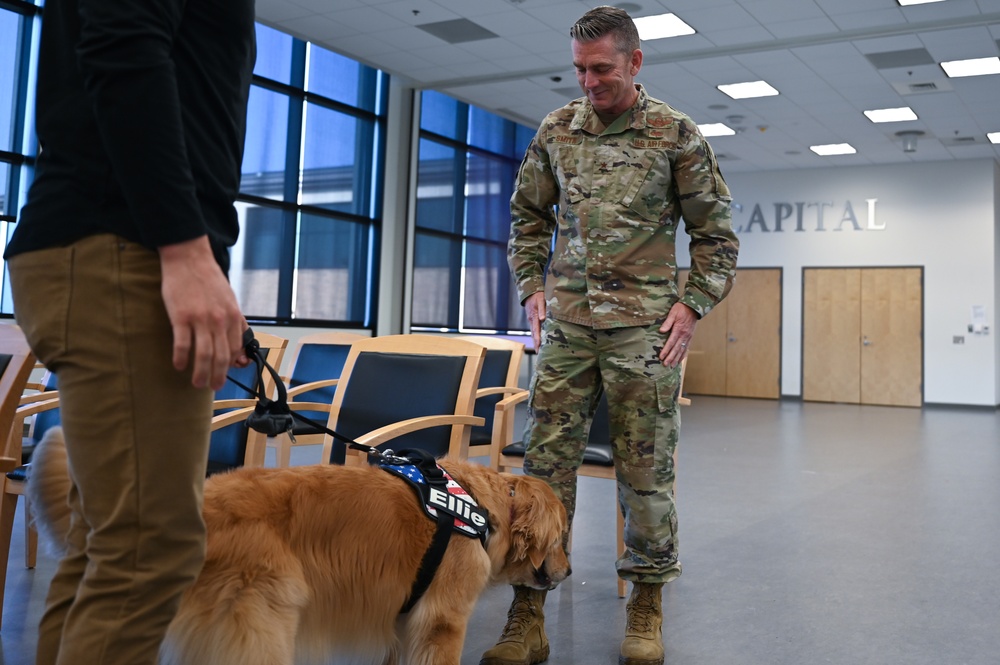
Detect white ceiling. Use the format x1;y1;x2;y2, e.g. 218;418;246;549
255;0;1000;173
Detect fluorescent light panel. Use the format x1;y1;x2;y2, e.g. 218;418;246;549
988;132;1000;144
810;143;857;156
940;57;1000;78
717;80;779;99
897;0;946;5
864;107;918;123
698;123;736;137
633;13;696;41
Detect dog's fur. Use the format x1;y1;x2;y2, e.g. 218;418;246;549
28;428;570;665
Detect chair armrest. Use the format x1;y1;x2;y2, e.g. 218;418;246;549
15;397;60;418
210;406;256;431
286;379;339;400
351;414;485;450
20;390;60;405
212;399;259;411
475;386;525;399
0;456;18;474
488;389;529;470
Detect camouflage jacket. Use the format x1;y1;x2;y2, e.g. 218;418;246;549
508;85;739;328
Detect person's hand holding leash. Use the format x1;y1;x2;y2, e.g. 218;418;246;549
160;236;246;390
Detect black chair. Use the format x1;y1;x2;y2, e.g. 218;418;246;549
465;336;526;460
268;331;367;466
294;335;486;465
207;332;288;475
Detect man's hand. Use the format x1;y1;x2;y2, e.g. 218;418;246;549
159;236;245;390
658;302;698;367
524;291;546;351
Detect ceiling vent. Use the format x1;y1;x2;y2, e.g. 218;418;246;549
417;19;499;44
890;79;953;95
942;135;980;147
865;48;935;70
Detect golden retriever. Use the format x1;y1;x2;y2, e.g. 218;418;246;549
28;428;570;665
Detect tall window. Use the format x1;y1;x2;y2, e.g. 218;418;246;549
413;90;533;333
235;24;387;327
0;0;40;314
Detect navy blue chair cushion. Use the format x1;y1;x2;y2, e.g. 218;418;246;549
207;362;260;475
287;343;352;436
470;349;513;447
328;352;466;464
22;372;61;464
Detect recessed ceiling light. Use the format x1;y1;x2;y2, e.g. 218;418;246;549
897;0;946;5
810;143;857;156
698;123;736;137
632;13;696;41
864;107;918;123
717;80;779;99
940;56;1000;78
988;132;1000;144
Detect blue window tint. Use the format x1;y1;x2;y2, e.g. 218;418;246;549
515;124;536;159
294;212;370;322
230;202;287;318
416;138;458;234
0;161;9;215
412;233;461;328
301;103;374;216
469;105;511;154
308;45;360;107
241;85;291;200
463;239;507;330
0;10;21;153
420;90;461;139
465;152;514;243
414;90;535;333
253;23;295;84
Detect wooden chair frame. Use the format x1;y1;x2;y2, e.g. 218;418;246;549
0;325;41;628
209;331;287;470
464;336;526;460
268;331;368;467
289;335;487;465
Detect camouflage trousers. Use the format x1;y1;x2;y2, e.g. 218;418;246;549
523;317;683;584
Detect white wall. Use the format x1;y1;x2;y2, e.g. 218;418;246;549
679;158;998;406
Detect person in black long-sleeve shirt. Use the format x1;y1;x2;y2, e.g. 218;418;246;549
5;0;256;662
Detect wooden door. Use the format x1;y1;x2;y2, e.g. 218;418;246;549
678;270;727;395
679;268;781;398
860;268;922;407
802;267;922;407
726;269;781;398
802;269;861;403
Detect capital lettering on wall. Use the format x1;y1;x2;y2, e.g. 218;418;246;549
734;198;881;233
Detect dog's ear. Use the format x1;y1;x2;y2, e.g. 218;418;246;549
508;476;564;566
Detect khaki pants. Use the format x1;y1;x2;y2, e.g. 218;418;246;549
524;318;683;584
9;234;214;665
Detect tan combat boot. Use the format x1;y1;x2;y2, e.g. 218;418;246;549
479;586;549;665
619;582;665;665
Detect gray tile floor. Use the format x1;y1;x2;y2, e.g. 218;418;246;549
2;397;999;664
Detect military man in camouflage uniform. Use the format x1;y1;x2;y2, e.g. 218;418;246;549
480;7;738;665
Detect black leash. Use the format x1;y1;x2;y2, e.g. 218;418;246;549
229;328;489;614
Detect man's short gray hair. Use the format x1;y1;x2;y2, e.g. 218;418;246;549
569;6;640;55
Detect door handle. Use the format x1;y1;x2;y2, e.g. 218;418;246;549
728;334;737;343
862;336;872;347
